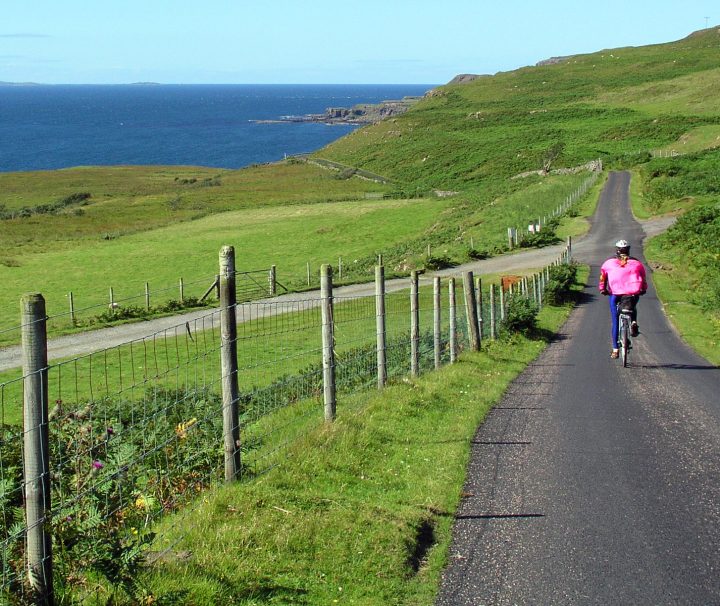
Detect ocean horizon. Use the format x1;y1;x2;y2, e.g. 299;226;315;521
0;83;435;173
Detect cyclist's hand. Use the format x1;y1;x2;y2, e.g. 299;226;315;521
601;289;609;296
640;289;647;296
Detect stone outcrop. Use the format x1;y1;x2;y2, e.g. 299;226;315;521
265;96;424;125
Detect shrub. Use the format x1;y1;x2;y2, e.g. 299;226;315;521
502;293;539;334
543;262;578;305
424;254;454;270
467;247;491;260
519;229;561;248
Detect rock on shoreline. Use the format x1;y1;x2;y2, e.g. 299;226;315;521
253;96;424;125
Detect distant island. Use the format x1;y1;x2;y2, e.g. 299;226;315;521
0;81;41;87
253;95;425;125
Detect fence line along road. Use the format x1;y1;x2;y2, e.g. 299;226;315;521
2;241;573;603
0;242;574;373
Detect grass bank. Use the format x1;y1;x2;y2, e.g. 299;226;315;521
132;277;583;605
635;149;720;365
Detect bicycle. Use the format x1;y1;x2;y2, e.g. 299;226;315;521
616;295;637;368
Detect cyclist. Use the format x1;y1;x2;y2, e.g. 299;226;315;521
599;239;647;359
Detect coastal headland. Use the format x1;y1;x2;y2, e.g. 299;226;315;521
253;95;424;125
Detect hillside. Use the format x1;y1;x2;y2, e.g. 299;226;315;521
318;28;720;190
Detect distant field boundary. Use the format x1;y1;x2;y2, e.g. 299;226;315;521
290;154;393;184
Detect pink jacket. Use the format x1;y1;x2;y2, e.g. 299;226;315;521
599;257;647;295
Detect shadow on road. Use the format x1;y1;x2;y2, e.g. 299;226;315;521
638;363;719;371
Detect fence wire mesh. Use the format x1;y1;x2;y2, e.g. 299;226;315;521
0;256;569;602
0;269;275;348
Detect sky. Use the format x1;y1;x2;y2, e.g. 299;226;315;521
0;0;717;85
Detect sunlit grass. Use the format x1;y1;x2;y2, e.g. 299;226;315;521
139;287;581;605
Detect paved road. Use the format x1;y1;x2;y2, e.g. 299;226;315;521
0;174;674;374
436;172;720;605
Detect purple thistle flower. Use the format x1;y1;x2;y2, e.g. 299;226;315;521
106;426;114;436
92;460;104;470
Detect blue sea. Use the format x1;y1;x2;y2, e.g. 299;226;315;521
0;84;434;173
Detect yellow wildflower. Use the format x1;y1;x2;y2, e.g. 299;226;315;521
175;417;198;439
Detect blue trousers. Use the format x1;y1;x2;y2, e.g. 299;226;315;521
609;294;639;348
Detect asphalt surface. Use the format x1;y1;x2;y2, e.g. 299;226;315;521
436;172;720;605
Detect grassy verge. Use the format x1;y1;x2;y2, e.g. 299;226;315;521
645;236;720;365
133;277;582;605
632;148;720;365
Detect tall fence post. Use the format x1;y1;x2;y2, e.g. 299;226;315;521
433;277;442;369
145;282;150;311
179;277;184;303
499;284;506;323
219;246;241;482
320;265;336;422
476;277;484;345
489;283;497;340
21;294;53;605
449;278;457;363
463;271;481;352
269;265;277;296
410;271;420;377
375;265;387;389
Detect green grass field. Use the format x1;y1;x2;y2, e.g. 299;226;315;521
0;163;589;342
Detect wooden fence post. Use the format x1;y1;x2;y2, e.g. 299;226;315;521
68;291;75;326
109;287;115;312
489;283;497;340
269;265;276;296
145;282;150;311
476;276;484;345
433;277;441;369
410;271;420;377
219;246;241;482
179;278;184;303
449;278;457;363
375;265;387;388
499;284;506;323
320;265;336;422
21;294;53;604
463;271;481;352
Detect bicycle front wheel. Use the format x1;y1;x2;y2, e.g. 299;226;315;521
619;318;629;367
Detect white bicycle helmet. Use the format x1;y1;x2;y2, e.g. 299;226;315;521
615;239;631;256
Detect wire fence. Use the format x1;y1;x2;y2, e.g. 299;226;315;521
0;243;571;604
0;268;278;347
506;169;600;248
